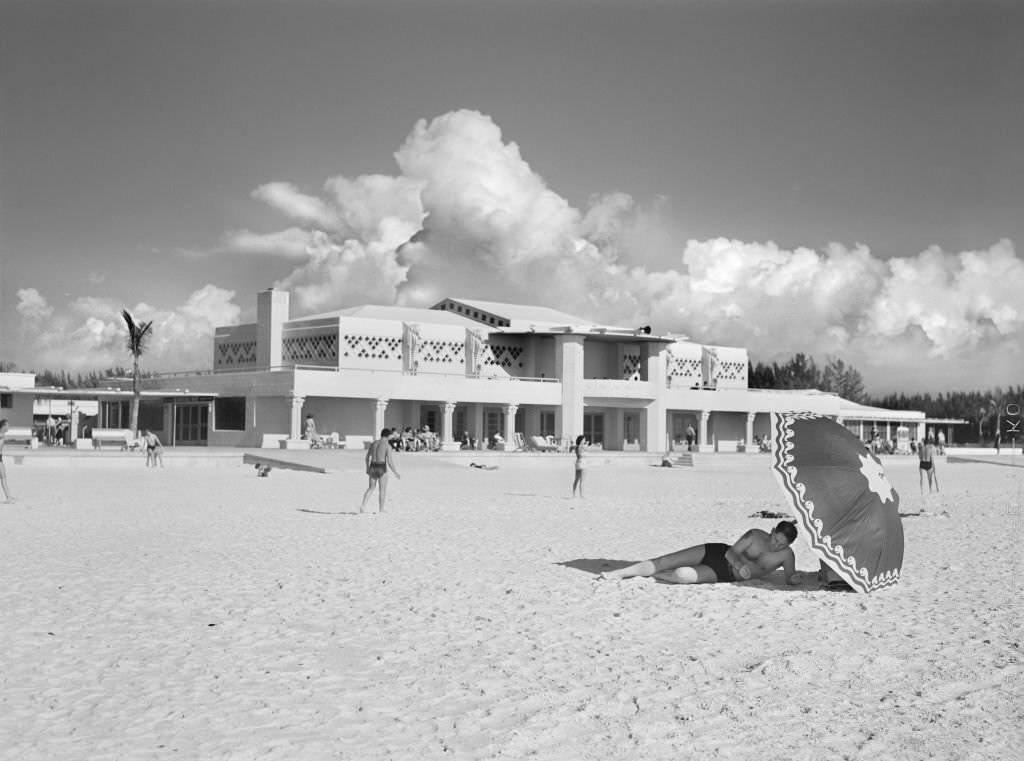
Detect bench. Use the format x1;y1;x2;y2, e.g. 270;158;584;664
345;435;373;450
3;426;39;449
715;438;745;453
261;433;288;449
91;428;138;450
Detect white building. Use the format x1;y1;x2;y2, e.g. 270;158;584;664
131;288;907;451
5;291;944;451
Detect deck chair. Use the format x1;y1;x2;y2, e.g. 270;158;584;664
529;435;558;452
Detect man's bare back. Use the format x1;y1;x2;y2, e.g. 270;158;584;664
366;438;391;468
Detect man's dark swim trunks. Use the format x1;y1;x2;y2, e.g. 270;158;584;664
368;462;387;478
701;543;735;582
919;461;932;471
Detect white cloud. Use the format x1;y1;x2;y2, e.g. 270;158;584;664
221;227;315;259
12;287;241;374
11;110;1021;393
252;182;338;229
16;288;54;321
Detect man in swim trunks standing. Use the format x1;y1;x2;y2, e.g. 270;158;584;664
918;435;939;494
599;521;801;585
361;428;401;513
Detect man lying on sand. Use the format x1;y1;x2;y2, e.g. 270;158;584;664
599;521;802;585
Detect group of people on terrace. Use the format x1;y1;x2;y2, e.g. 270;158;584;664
389;425;440;452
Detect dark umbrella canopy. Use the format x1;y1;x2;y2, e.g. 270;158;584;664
770;412;904;593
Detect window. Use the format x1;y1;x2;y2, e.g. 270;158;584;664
215;397;246;431
583;413;604;446
484;408;505;439
540;412;555;437
139;401;163;431
419;408;439;432
0;393;12;409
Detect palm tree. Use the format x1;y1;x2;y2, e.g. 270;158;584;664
121;309;154;437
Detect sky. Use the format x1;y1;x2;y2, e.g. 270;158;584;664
1;0;1021;396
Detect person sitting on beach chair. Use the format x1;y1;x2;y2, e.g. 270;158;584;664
599;521;801;585
303;414;323;448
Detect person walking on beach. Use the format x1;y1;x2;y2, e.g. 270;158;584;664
572;435;588;498
918;436;939;494
598;521;801;585
361;428;401;513
143;430;164;468
0;420;17;503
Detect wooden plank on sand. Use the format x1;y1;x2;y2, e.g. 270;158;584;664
243;453;328;475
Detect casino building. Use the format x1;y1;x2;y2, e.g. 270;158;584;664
124;288;926;452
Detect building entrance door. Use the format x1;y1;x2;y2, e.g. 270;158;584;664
174;404;209;446
623;412;640;448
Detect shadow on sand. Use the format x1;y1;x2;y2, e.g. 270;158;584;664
557;559;838;592
297;508;365;516
556;558;635;575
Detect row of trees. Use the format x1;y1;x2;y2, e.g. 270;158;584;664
871;386;1022;442
748;353;866;402
749;353;1020;442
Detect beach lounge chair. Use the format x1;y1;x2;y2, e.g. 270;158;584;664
528;435;558;452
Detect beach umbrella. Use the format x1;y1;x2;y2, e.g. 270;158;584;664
770;412;903;593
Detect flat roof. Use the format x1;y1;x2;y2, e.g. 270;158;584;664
2;387;217;399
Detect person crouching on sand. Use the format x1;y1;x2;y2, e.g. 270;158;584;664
143;429;164;468
599;521;801;585
360;428;401;513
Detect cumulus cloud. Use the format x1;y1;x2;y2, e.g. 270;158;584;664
11;109;1021;392
195;109;1024;390
13;286;240;374
16;288;54;321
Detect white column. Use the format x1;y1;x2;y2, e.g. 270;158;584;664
746;412;756;450
643;344;666;453
698;410;711;452
504;404;518;450
555;335;585;443
442;401;458;451
470;403;485;450
374;399;389;437
288;394;305;439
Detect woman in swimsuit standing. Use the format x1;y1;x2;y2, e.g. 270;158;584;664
0;419;16;503
572;435;588;498
918;435;939;494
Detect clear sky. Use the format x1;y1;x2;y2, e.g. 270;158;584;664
1;0;1021;395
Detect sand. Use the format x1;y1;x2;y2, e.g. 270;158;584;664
1;450;1020;761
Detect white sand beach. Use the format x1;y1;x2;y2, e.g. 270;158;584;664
1;450;1020;761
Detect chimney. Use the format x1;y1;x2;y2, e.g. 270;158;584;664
256;288;289;368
